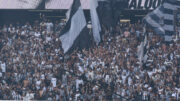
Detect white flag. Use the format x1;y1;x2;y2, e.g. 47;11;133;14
90;0;101;44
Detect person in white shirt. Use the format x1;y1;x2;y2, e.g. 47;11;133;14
36;79;41;90
34;31;41;37
76;78;83;91
46;20;53;33
46;36;52;42
51;77;57;88
2;25;7;32
75;93;80;101
0;62;6;73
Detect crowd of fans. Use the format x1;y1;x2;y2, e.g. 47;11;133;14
0;19;180;101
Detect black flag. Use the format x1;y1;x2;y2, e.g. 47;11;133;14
97;0;115;29
97;0;128;29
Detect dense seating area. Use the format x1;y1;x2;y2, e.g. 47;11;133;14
0;20;180;101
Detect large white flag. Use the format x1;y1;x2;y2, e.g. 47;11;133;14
90;0;101;44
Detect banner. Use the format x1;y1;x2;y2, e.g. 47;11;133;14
128;0;164;10
45;0;164;10
45;0;90;9
0;0;164;10
0;0;43;9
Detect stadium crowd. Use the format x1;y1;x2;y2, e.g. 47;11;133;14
0;19;180;101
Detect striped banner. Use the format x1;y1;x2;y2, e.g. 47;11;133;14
144;0;180;41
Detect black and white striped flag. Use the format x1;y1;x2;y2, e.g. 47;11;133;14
90;0;101;44
60;0;91;54
144;0;180;41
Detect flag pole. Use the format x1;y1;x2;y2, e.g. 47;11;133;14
137;23;147;67
143;24;148;64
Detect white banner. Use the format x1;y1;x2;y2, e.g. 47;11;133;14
46;0;90;9
0;0;163;10
45;0;163;10
0;0;42;9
